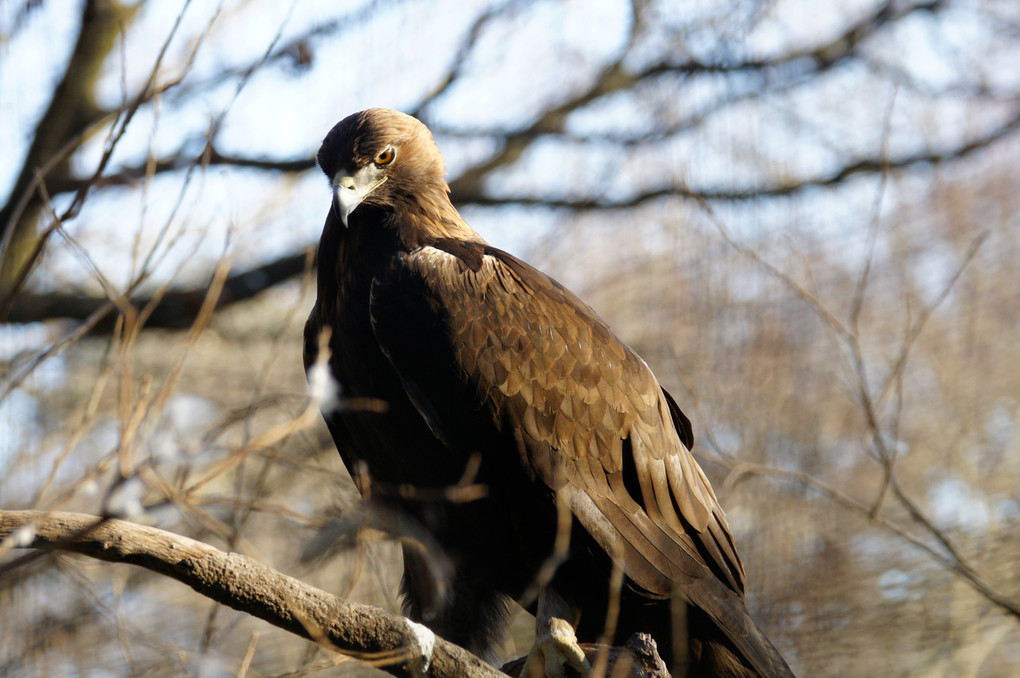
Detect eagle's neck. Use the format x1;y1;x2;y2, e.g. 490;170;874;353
386;183;484;249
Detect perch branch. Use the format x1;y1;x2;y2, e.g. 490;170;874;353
0;510;502;678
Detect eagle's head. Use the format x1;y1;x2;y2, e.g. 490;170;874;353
317;108;450;228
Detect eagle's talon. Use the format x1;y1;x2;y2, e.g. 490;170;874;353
521;617;591;678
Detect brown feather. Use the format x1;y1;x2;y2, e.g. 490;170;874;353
308;108;794;677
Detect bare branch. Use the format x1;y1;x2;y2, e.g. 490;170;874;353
0;510;504;678
4;249;312;328
159;0;414;105
43;98;1019;221
451;106;1020;208
44;147;316;195
17;0;997;234
849;86;897;334
0;510;668;677
0;0;197;316
436;0;945;199
411;0;541;119
705;194;1012;621
721;463;1020;621
873;232;989;408
662;0;942;76
0;0;139;247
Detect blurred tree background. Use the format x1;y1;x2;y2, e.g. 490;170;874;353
2;0;1019;675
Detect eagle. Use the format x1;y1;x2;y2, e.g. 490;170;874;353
304;108;794;677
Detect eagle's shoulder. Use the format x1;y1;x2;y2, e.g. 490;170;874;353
396;240;534;285
396;240;609;322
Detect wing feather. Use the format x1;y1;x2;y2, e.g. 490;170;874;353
370;243;745;603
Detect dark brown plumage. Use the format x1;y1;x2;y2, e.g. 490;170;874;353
305;108;794;677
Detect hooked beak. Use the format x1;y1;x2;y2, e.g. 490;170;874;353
333;166;387;227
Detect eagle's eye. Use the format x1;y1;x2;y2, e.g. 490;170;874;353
374;147;396;167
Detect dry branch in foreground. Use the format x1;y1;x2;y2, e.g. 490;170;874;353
0;510;668;677
0;510;501;678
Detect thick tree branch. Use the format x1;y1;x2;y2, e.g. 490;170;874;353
0;510;503;678
4;249;312;328
44;147;317;196
0;0;138;288
0;1;197;320
0;510;667;677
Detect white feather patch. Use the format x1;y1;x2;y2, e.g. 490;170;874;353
307;361;341;413
8;524;36;548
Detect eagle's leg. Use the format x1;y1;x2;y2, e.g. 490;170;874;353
521;588;592;678
401;545;512;662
